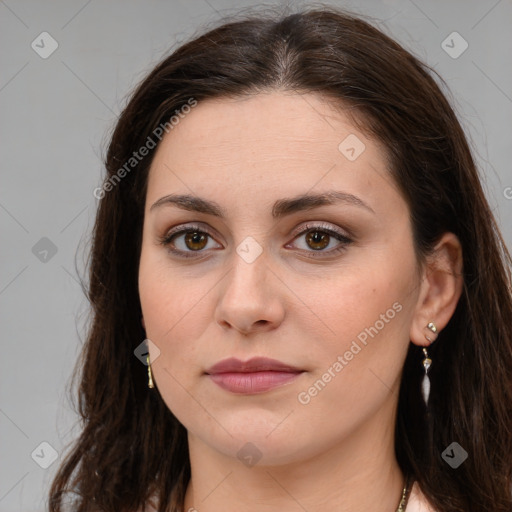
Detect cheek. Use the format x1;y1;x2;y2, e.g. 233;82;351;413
138;263;210;423
139;270;206;358
301;259;413;348
300;247;417;389
291;279;411;434
139;242;202;337
138;251;215;385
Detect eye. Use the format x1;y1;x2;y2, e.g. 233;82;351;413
158;223;221;258
286;222;353;258
158;222;353;260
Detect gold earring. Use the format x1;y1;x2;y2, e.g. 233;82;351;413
147;354;154;389
425;321;438;343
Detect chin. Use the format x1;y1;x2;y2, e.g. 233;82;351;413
190;415;322;468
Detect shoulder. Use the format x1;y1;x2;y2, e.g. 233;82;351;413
406;481;438;512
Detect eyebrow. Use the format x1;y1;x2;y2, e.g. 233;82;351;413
149;190;375;218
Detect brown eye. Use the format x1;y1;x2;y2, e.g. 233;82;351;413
305;231;330;250
184;231;208;251
287;222;353;258
158;224;222;258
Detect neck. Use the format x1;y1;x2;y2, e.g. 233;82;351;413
182;401;405;512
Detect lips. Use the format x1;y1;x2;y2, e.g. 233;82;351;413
206;357;303;374
205;357;305;394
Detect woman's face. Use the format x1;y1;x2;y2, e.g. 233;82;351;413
138;91;423;465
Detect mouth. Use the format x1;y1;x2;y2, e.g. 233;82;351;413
205;357;305;394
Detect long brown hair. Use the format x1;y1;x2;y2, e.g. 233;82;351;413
48;6;512;512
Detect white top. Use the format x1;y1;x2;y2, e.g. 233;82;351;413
406;481;438;512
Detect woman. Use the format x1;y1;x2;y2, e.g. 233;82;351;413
48;7;512;512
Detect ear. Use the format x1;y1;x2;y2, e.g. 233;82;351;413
410;232;464;347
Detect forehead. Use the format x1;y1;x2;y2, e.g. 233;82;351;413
153;92;371;162
145;91;402;217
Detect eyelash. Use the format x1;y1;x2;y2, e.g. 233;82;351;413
157;222;353;259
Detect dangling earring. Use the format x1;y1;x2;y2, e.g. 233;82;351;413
147;354;154;389
421;321;437;406
421;347;432;406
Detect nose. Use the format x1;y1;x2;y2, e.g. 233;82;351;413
214;248;286;336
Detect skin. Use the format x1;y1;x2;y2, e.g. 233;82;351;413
138;91;463;512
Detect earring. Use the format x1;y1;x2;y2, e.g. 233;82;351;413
425;321;437;343
147;354;154;389
421;321;437;406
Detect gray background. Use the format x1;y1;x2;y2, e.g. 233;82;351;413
1;0;511;510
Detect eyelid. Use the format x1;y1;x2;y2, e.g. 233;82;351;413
158;222;221;252
162;222;218;241
284;222;353;258
289;221;352;241
158;221;353;258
